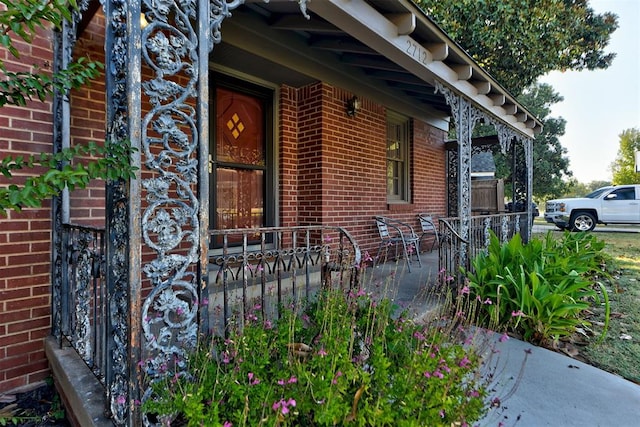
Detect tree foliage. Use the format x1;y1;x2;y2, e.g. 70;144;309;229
0;0;134;215
416;0;618;95
0;141;135;213
0;0;104;106
610;128;640;185
562;178;611;198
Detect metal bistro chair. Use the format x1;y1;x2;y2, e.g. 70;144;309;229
374;216;422;272
417;213;442;252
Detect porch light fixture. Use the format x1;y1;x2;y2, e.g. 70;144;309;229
346;96;360;117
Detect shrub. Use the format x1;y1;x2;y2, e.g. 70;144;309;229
463;231;610;345
143;289;489;426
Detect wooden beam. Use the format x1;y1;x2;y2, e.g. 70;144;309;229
515;112;528;122
386;13;416;36
310;38;377;55
271;14;344;33
489;93;506;106
474;81;491;95
503;104;517;115
340;54;406;72
451;64;472;80
425;43;448;61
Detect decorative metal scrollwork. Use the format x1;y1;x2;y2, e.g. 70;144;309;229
211;246;325;281
137;0;202;420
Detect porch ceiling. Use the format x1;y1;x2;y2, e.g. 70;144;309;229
243;0;542;138
79;0;542;137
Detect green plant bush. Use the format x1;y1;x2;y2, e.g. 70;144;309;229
143;290;489;426
463;231;610;344
0;0;135;215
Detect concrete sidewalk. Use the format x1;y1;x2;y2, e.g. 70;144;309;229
479;332;640;427
366;251;640;427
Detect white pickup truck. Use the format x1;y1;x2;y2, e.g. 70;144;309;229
544;185;640;231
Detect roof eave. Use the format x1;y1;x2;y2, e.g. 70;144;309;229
307;0;543;138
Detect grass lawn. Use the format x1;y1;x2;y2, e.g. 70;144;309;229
582;231;640;384
533;222;640;384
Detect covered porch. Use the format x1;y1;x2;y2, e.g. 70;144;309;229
46;0;540;424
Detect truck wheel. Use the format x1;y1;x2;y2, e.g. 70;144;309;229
570;212;596;232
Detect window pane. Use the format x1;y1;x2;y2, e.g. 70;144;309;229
216;168;264;231
216;88;265;165
386;116;408;201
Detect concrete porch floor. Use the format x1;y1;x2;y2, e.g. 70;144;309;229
360;248;441;319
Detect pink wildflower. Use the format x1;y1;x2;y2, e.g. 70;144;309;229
511;310;525;317
499;333;509;343
460;285;470;295
247;372;260;385
272;398;296;415
458;356;471;368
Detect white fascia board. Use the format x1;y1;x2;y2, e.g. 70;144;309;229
309;0;537;138
218;9;449;130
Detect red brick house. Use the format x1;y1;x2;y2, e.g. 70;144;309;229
0;0;541;424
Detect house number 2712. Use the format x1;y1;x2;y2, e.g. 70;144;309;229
405;40;429;65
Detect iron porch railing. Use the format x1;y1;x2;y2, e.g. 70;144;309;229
207;226;362;335
438;212;528;277
54;224;361;406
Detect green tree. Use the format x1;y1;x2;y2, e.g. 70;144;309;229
610;128;640;185
493;83;572;201
0;0;134;215
416;0;618;95
561;179;611;198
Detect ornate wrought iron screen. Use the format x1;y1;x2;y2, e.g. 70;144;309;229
102;1;312;424
56;224;108;382
436;80;535;268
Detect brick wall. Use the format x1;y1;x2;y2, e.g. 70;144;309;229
68;11;107;227
279;85;299;228
282;82;447;257
0;27;56;391
0;9;110;392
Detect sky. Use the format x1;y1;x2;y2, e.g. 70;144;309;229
538;0;640;184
